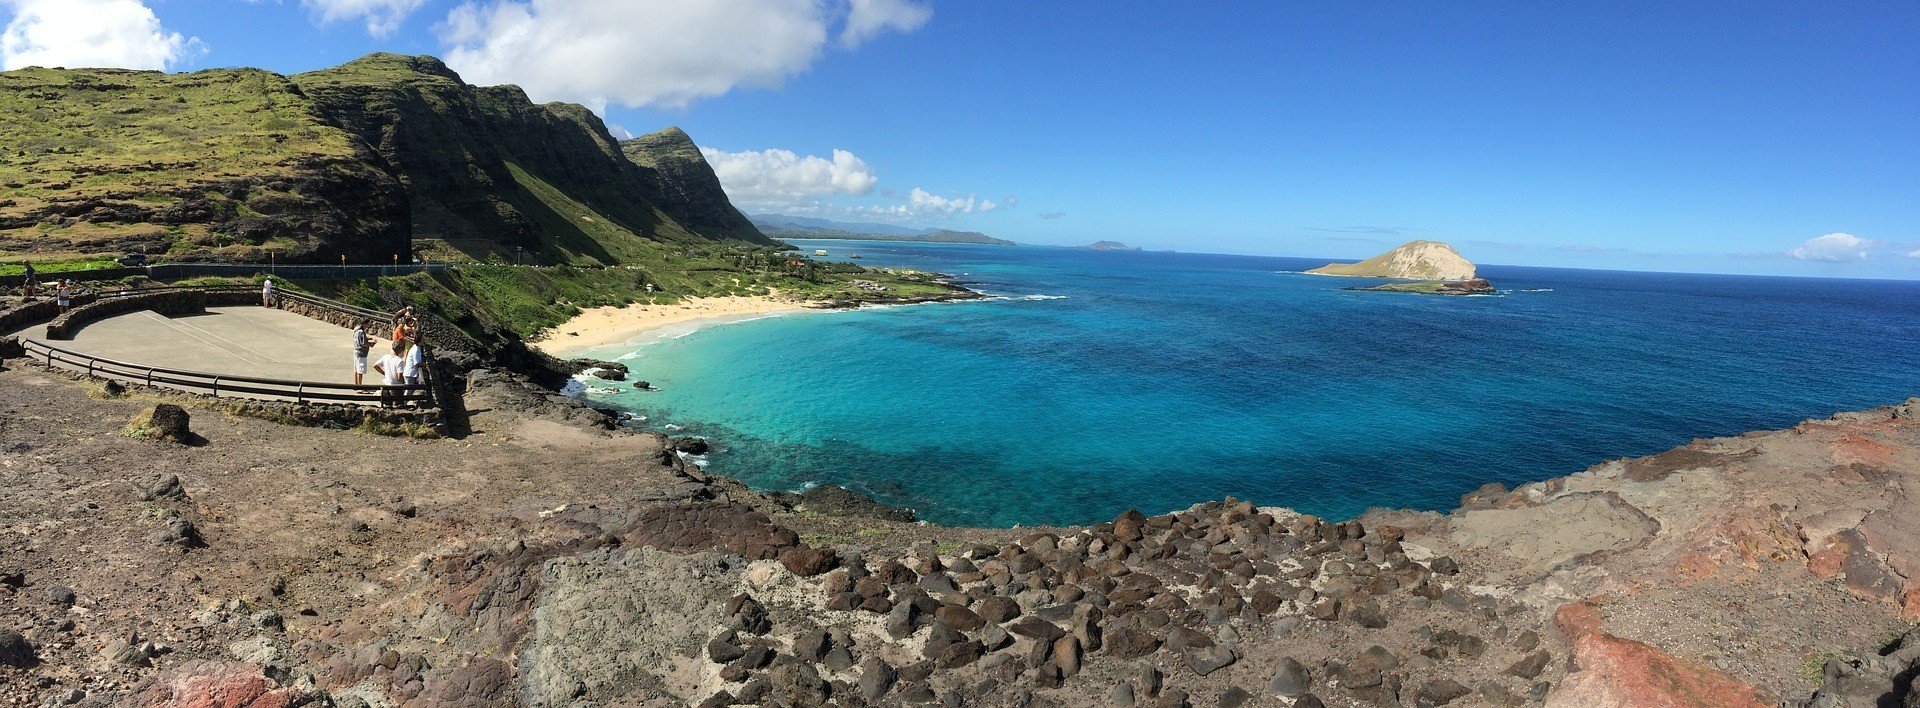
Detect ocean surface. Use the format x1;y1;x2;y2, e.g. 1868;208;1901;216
572;240;1920;527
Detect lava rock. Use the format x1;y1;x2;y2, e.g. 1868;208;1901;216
1269;657;1310;697
779;547;839;577
0;630;36;668
859;657;897;700
1185;645;1237;677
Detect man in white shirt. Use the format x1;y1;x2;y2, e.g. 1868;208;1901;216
403;339;425;387
370;342;407;408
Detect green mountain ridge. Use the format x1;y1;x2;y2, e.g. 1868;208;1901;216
0;52;771;266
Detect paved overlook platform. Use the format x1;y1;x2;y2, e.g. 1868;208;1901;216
28;305;390;384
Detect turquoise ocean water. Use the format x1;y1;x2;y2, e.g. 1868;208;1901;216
571;240;1920;527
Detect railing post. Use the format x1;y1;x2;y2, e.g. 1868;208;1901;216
212;376;220;398
146;367;154;387
296;383;305;405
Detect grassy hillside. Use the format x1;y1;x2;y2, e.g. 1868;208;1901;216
0;53;773;268
0;66;406;263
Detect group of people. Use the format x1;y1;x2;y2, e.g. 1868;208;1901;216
352;305;428;407
15;263;83;315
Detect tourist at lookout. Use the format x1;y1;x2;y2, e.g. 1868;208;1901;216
20;261;36;299
403;337;426;403
54;279;72;314
351;321;371;387
370;341;407;408
261;277;274;307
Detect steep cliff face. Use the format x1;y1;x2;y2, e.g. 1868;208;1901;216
0;66;408;263
0;53;771;266
293;54;773;264
620;127;766;244
1308;240;1478;280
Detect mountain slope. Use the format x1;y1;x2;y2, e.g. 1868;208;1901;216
0;66;407;263
1308;240;1477;280
292;54;775;265
619;127;763;243
0;53;773;266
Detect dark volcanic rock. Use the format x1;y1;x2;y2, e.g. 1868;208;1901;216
0;630;36;667
625;503;800;560
779;547;839;577
1185;645;1236;677
1270;657;1311;696
859;657;897;700
776;484;916;522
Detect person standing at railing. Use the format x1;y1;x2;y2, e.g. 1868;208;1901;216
370;341;406;409
403;336;426;406
351;321;372;389
261;277;274;308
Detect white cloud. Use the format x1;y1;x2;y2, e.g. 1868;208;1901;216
840;0;931;48
438;0;928;112
302;0;426;38
700;146;879;208
0;0;202;71
907;188;995;217
1789;232;1873;262
1909;248;1920;259
702;143;1009;223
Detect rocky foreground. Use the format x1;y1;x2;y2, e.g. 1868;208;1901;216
1;359;1917;707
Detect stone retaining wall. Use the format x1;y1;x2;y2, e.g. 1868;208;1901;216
276;297;385;330
0;299;63;335
44;290;205;340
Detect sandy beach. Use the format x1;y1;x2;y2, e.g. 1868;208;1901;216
530;295;819;357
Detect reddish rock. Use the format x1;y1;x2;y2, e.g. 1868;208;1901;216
136;667;310;708
1546;602;1772;708
778;547;839;577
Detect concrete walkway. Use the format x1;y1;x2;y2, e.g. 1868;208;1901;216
39;306;392;384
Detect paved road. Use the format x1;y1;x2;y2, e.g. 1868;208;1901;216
39;306;392;384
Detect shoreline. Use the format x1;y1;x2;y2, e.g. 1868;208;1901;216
529;295;822;359
531;289;989;360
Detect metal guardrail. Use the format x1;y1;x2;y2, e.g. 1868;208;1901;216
9;285;430;407
19;338;431;406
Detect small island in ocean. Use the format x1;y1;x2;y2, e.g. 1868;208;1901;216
1084;240;1141;251
1309;240;1495;295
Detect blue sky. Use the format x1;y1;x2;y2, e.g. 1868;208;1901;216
3;1;1916;277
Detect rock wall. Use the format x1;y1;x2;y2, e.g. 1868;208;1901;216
43;290;200;340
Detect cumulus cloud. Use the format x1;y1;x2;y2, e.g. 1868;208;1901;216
302;0;426;38
438;0;929;111
840;0;931;48
700;146;879;208
0;0;202;71
1789;232;1873;262
907;187;996;217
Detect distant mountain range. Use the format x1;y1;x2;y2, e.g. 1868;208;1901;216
750;214;1017;246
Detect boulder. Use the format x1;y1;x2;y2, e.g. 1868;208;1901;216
0;630;36;667
778;547;838;577
1185;645;1236;677
132;404;198;445
1269;657;1310;696
859;657;897;700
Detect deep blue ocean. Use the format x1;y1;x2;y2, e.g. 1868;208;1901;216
573;240;1920;527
